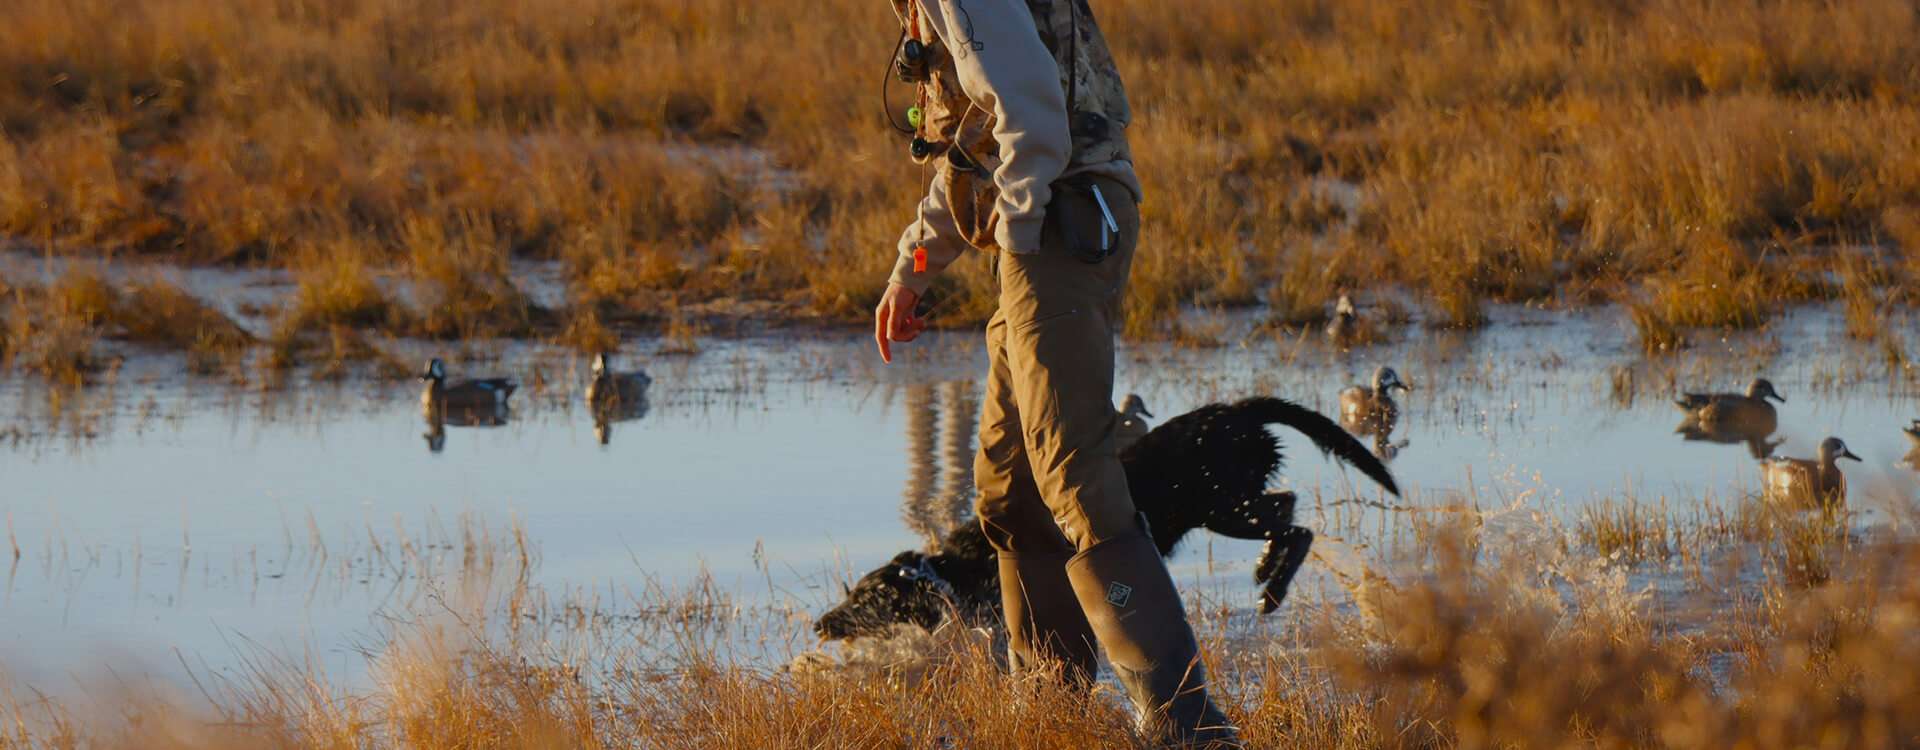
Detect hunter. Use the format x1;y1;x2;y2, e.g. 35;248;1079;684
872;0;1241;746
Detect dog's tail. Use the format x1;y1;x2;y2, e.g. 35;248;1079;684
1239;396;1400;496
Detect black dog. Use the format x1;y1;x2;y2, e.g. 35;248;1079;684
815;397;1399;641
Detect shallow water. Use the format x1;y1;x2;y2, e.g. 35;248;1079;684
3;302;1918;691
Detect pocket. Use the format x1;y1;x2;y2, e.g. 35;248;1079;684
1010;306;1080;334
1042;177;1111;263
998;250;1084;333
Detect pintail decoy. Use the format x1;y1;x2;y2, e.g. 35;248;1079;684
419;358;516;419
1761;436;1860;508
1673;378;1784;435
1340;366;1409;430
1115;393;1153;451
587;353;652;415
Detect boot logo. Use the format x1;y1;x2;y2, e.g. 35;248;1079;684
1105;582;1133;607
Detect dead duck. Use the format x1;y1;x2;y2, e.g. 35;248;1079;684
1762;437;1860;508
1325;294;1358;343
1673;378;1784;435
1340;366;1410;429
586;353;652;415
1115;393;1153;451
419;358;516;418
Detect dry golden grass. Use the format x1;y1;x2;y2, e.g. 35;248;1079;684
3;295;103;387
2;268;254;382
9;503;1920;749
0;0;1915;344
283;246;405;332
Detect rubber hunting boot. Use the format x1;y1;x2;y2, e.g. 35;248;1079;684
1068;530;1242;749
999;551;1099;685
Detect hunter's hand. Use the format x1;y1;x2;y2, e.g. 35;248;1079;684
874;284;925;363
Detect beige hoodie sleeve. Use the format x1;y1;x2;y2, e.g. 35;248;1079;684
926;0;1071;255
887;0;1071;283
888;177;968;296
888;0;1072;293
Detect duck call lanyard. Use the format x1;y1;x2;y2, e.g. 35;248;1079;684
887;0;982;283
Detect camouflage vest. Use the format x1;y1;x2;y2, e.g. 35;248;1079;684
895;0;1133;250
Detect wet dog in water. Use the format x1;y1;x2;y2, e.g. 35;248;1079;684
815;396;1399;641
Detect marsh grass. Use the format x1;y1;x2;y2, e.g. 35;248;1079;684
3;269;259;382
284;249;406;332
656;305;706;357
1577;496;1677;562
10;495;1920;748
117;279;256;374
0;0;1917;347
3;299;102;387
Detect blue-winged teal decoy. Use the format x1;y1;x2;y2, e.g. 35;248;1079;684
1673;378;1784;435
1905;420;1920;446
1116;393;1153;451
1762;437;1860;508
1340;366;1409;430
419;358;516;418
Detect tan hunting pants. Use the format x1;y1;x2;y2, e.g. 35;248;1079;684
974;176;1142;556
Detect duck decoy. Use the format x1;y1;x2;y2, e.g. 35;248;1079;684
1115;393;1153;452
1325;293;1358;344
1673;378;1784;435
1340;366;1409;432
585;353;651;444
1675;381;1784;460
1761;436;1860;508
1902;421;1920;470
419;358;516;421
587;353;652;415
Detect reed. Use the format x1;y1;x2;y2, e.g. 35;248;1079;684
0;0;1915;344
8;508;1920;749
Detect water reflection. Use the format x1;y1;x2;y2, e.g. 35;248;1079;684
591;397;651;446
1674;419;1783;460
901;386;937;545
941;380;978;518
8;305;1920;687
1342;408;1409;463
423;404;512;453
899;381;978;547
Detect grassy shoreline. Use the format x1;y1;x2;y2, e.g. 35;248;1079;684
5;489;1918;748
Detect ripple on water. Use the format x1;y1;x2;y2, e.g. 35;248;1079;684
2;303;1917;688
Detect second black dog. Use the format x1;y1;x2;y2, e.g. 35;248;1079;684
815;396;1398;641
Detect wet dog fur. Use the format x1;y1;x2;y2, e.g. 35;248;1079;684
815;397;1398;641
